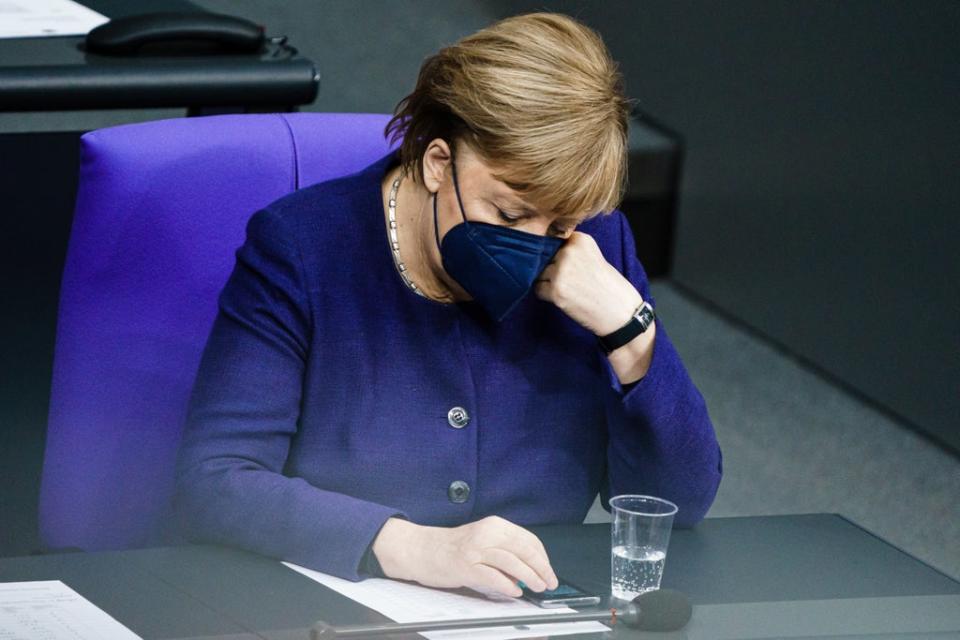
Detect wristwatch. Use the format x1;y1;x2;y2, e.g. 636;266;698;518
597;300;655;354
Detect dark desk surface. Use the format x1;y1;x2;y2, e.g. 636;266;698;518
1;515;958;639
0;0;318;112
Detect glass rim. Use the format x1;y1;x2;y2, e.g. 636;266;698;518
609;494;678;517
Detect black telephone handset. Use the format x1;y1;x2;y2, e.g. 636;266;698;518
85;12;265;56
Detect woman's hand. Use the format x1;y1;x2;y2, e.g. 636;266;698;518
534;231;642;337
534;231;656;384
371;515;560;598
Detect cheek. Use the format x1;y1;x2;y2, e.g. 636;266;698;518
437;190;463;242
466;198;501;226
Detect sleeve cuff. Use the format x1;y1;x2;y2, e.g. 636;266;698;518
291;498;410;582
358;515;409;579
600;317;697;428
602;318;675;398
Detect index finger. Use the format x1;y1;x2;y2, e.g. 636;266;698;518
535;261;556;282
502;528;559;590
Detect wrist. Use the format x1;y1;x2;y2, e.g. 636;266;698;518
371;517;427;580
594;285;643;337
597;296;654;354
607;320;656;384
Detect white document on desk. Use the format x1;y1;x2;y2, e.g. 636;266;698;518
0;0;109;39
283;562;609;640
0;580;142;639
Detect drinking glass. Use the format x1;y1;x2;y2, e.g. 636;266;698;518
609;494;678;601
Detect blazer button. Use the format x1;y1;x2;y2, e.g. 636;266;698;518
447;406;470;429
448;480;470;503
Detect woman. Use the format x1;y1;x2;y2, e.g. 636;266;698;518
173;12;722;599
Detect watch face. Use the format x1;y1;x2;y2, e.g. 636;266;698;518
636;305;655;328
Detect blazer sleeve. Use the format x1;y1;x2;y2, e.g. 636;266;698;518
173;206;409;581
597;212;723;527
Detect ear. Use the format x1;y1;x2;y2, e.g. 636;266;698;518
421;138;452;195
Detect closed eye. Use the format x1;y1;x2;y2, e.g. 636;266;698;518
497;209;522;224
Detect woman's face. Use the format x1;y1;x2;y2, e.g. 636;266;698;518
424;139;587;245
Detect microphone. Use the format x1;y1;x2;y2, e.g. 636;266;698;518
309;588;691;638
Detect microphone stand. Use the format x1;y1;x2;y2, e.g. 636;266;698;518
310;589;691;638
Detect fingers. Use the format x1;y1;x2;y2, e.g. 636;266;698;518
536;261;557;283
534;262;556;300
479;547;547;593
510;530;560;590
533;281;551;302
441;517;561;599
469;563;524;598
483;518;559;591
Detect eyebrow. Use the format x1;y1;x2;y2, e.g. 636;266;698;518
495;189;586;225
496;197;538;217
501;202;584;224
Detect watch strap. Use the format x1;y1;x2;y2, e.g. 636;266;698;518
598;301;655;354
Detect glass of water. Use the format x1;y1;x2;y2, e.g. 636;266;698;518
609;494;678;601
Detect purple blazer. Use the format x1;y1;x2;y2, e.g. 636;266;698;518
172;149;722;581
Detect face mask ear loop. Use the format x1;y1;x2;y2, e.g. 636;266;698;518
435;154;470;252
433;192;442;252
450;156;469;224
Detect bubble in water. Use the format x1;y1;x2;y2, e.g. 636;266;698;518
611;545;666;601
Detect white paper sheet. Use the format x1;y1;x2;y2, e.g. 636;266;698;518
283;562;610;640
0;0;109;39
0;580;142;640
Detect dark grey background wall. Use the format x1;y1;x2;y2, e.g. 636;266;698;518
494;0;960;450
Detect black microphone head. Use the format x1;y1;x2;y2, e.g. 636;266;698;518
618;588;692;631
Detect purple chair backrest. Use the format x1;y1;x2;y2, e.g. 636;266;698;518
40;113;395;551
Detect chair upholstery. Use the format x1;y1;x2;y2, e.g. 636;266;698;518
40;112;395;551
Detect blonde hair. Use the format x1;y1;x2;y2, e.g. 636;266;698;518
385;12;631;220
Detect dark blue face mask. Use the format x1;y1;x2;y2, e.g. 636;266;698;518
434;157;565;322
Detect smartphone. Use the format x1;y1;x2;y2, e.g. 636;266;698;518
518;578;601;608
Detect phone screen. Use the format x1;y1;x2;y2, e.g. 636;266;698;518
518;579;600;606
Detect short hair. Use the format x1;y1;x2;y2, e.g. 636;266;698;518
384;12;632;220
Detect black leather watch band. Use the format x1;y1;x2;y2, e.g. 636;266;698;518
597;301;655;354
